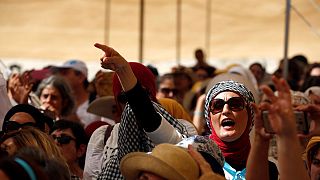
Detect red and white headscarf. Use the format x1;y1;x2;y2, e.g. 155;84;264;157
204;80;255;167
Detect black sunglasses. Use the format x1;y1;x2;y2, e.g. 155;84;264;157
160;88;178;95
4;121;36;133
210;97;246;114
52;135;76;145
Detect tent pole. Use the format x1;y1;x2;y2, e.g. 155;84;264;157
283;0;291;80
205;0;211;58
176;0;182;66
104;0;111;44
138;0;145;63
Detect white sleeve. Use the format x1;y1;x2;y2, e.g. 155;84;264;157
146;115;183;145
178;119;198;136
83;125;109;180
0;72;12;130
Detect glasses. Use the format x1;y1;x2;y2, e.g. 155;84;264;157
210;97;246;114
4;121;36;133
160;88;178;95
52;135;76;145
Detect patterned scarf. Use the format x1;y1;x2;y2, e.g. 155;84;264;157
97;102;189;179
204;80;255;168
98;62;189;179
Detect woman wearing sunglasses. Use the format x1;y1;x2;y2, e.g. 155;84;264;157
204;81;278;179
0;126;65;161
50;120;88;180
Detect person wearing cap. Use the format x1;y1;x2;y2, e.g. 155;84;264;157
2;104;53;134
52;60;100;127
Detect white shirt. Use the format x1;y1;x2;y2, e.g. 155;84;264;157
83;125;109;180
76;100;100;127
0;72;12;130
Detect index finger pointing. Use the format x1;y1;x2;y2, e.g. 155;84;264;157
94;43;113;56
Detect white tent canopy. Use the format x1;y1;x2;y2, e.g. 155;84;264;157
0;0;319;77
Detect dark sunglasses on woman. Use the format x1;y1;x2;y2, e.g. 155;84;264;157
210;97;246;114
4;121;36;133
52;134;76;145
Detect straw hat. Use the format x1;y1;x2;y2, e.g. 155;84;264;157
87;96;116;119
120;143;200;180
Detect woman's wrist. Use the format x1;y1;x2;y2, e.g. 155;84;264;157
193;111;204;116
116;66;137;91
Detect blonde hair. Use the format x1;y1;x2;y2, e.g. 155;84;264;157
2;127;65;162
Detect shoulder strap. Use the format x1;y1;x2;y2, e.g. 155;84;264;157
104;125;114;145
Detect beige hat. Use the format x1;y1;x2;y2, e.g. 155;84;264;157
87;96;116;119
120;143;200;180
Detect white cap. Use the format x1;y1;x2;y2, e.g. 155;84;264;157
55;60;88;78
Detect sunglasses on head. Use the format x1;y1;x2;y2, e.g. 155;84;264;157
4;121;36;133
52;135;76;145
210;97;246;114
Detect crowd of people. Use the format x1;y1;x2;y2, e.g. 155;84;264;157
0;44;320;180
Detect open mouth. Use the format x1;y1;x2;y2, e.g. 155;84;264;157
221;119;235;127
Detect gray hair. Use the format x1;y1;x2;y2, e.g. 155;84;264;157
36;75;75;117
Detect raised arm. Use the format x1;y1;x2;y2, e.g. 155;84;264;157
246;103;272;180
260;77;309;180
94;43;137;92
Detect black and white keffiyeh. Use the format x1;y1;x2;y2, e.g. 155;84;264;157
204;80;255;133
97;102;189;179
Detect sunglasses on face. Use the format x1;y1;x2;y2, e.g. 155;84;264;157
4;121;36;133
52;135;76;145
210;97;246;114
160;88;178;95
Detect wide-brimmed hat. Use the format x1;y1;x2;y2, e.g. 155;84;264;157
87;96;116;119
120;143;199;180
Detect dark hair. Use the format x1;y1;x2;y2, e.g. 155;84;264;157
200;151;224;176
249;62;265;72
51;120;88;148
0;156;49;180
310;143;320;162
159;73;174;84
291;54;309;65
306;63;320;79
36;75;75;117
300;76;320;92
147;64;159;77
51;120;88;169
193;65;216;78
3;104;46;132
74;70;90;89
16;147;70;180
172;71;194;90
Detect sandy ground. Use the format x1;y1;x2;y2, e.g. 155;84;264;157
0;0;319;78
